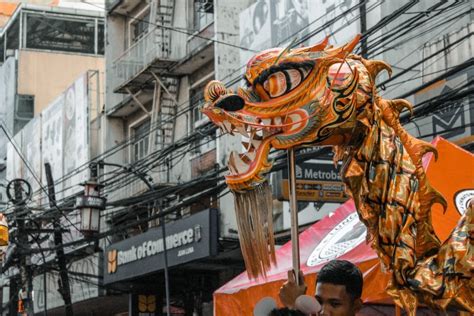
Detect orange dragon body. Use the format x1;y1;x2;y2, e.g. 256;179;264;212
201;35;473;314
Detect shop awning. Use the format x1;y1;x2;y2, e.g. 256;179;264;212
214;137;473;316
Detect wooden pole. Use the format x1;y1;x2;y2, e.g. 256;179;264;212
395;305;401;316
45;163;74;316
287;148;300;284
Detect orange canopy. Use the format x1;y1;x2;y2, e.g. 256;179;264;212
214;137;474;316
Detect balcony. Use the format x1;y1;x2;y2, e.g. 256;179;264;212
111;26;185;94
106;0;141;14
171;22;215;75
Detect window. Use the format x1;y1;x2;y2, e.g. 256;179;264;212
0;36;4;62
189;88;215;154
190;88;205;127
98;22;105;55
25;14;101;55
130;7;151;44
193;0;214;31
14;95;34;135
132;119;150;162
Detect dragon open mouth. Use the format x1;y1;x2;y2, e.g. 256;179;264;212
212;105;313;192
217;112;282;192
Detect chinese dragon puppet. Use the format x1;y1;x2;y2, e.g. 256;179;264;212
201;35;473;314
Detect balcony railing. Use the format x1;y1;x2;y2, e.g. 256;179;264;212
187;22;215;54
111;26;183;93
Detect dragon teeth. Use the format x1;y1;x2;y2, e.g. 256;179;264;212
228;163;238;175
241;141;251;151
273;116;282;126
245;151;256;160
229;151;249;173
223;120;232;133
261;118;271;126
251;138;262;149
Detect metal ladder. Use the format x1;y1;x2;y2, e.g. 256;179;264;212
153;0;175;59
147;0;178;151
155;77;179;150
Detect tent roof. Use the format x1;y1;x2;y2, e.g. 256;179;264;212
214;138;474;315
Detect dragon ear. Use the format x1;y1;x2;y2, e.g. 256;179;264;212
325;34;361;56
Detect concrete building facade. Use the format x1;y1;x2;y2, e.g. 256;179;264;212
0;0;472;315
100;0;473;315
0;3;110;315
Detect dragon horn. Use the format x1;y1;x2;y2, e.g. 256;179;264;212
325;34;361;56
362;59;393;83
306;36;330;52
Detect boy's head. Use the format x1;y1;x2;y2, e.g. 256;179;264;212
315;260;363;316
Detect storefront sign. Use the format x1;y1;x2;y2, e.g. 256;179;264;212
276;161;348;203
104;209;218;284
75;195;106;209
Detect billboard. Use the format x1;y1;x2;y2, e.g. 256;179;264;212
308;0;364;47
407;67;474;142
6;73;90;202
0;57;16;160
21;117;42;206
239;0;309;67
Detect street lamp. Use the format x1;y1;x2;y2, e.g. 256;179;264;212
75;180;106;236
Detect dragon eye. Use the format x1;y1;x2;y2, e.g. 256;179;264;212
262;69;303;98
263;72;287;98
286;69;302;87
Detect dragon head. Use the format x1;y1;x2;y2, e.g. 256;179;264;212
202;35;363;192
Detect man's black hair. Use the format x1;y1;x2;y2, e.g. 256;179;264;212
316;259;363;300
270;307;306;316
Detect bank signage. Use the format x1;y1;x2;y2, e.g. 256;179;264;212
104;209;218;284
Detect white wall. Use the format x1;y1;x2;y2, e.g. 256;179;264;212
0;57;16;159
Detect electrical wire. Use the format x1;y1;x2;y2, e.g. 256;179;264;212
2;0;470;272
17;0;376;206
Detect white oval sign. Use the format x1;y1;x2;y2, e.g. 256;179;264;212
454;189;474;216
307;212;367;267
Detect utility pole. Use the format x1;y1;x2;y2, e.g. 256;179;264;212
359;0;368;58
14;180;34;315
44;163;74;316
9;277;19;316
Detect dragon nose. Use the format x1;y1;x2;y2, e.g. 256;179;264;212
215;95;245;112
